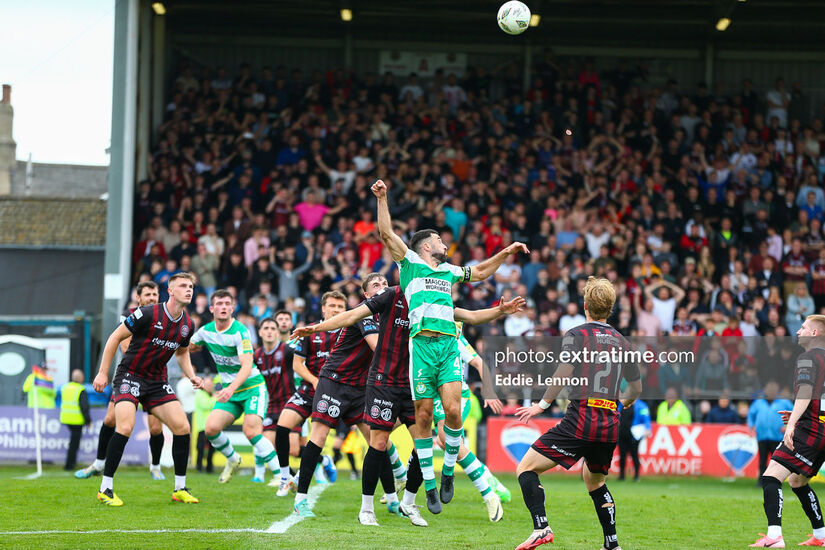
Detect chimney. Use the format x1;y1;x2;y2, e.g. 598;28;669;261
0;83;15;195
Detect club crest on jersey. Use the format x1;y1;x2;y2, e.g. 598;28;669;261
180;325;190;338
416;382;426;395
380;408;392;421
119;384;131;394
370;405;381;418
130;386;140;397
328;405;340;418
316;399;329;413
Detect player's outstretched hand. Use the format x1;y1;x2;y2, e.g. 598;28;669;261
93;372;108;393
778;410;791;425
190;376;204;390
371;179;387;198
216;387;233;403
290;325;316;340
504;242;530;256
516;403;544;423
485;399;504;415
499;295;526;315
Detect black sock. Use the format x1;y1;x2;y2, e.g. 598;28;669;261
172;434;190;477
275;426;291;475
149;433;164;466
519;471;548;530
589;484;618;549
318;452;325;465
380;450;395;494
97;423;115;461
793;484;825;529
333;448;342;464
406;450;422;494
361;446;382;496
763;476;784;527
299;445;306;458
298;442;322;494
347;452;357;471
103;432;129;477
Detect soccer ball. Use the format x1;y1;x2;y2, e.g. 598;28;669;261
497;1;531;35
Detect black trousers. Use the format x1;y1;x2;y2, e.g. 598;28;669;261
196;431;214;472
64;424;83;470
617;434;640;479
759;439;780;479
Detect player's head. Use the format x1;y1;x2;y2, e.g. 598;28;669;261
136;281;159;306
361;272;388;298
210;289;235;322
410;229;448;264
582;276;615;322
273;309;293;336
321;290;347;321
259;317;279;345
798;314;825;348
167;272;195;305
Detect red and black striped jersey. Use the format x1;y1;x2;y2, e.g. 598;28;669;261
793;347;825;449
119;303;194;382
256;341;295;409
319;316;379;387
555;322;640;443
365;286;410;388
289;330;338;377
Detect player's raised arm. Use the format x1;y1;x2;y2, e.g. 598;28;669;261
371;179;407;262
469;242;530;282
454;295;526;325
93;323;133;392
290;304;372;339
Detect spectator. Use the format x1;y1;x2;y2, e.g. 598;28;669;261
748;381;793;482
657;387;692;425
559;302;586;334
705;393;739;423
617;399;651;482
785;282;815;333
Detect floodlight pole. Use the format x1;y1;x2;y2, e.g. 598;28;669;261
101;0;139;356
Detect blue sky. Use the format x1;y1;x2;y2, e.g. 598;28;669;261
1;0;114;166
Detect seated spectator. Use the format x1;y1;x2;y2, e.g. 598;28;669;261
706;393;740;423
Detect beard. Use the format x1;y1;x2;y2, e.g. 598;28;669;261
432;251;449;264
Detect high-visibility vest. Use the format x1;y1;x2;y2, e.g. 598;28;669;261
59;382;85;425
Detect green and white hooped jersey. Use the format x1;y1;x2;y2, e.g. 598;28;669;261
397;248;472;338
191;319;264;393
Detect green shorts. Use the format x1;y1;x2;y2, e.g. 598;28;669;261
409;333;462;400
212;383;268;420
433;385;471;425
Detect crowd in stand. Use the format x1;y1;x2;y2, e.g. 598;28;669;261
130;49;825;424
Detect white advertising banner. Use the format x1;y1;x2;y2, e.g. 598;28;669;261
378;51;467;78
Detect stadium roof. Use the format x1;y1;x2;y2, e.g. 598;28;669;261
163;0;825;51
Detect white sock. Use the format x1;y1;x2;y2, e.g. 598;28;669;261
254;463;266;479
361;494;374;513
92;459;105;470
814;527;825;539
296;492;307;503
99;475;113;492
314;463;326;480
767;525;782;539
282;468;291;482
207;432;236;459
150;464;160;471
388;443;407;481
385;491;398;504
402;489;416;507
175;475;186;491
252;435;281;476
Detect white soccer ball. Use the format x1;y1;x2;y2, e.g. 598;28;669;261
497;1;531;35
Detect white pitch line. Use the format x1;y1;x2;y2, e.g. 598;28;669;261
266;483;329;533
2;481;330;536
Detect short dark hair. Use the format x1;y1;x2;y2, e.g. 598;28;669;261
274;309;291;320
321;290;347;307
409;229;438;254
136;281;158;296
210;289;235;304
259;317;277;329
361;272;385;293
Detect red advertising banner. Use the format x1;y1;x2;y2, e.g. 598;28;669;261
486;418;759;478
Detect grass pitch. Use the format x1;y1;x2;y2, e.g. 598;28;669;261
0;465;816;549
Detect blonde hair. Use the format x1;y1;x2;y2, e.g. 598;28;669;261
806;314;825;332
168;272;196;286
583;276;616;321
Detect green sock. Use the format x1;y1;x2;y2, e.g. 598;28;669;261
457;451;491;496
414;438;436;491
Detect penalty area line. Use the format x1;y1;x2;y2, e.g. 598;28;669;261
266;483;329;533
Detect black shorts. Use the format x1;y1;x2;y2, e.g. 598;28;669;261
531;423;616;475
283;383;315;420
364;384;415;431
771;435;825;478
111;372;177;412
311;376;365;428
262;406;303;433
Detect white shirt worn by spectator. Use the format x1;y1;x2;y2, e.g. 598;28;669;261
352;155;374;174
651;296;677;333
766;89;790;128
442;85;467;112
739;320;760;355
399;84;424;102
585;231;611;259
730;151;757;172
327;169;356;194
559;313;587;335
504;314;535;337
